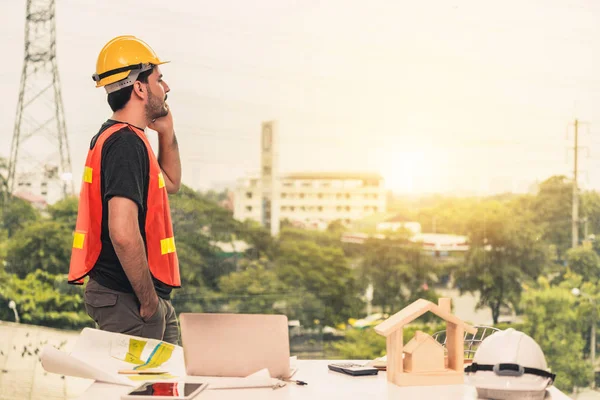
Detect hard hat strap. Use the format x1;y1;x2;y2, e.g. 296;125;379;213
95;63;154;94
92;63;146;83
465;362;556;383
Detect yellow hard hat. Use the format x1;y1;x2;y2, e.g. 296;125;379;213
92;35;169;92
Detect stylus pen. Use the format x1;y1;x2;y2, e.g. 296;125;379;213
283;379;308;386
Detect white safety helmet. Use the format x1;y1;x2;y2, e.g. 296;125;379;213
465;328;555;400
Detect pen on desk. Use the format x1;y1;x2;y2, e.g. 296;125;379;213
118;370;167;375
283;379;308;386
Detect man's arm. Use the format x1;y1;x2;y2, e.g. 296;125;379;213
108;196;158;320
157;129;181;194
149;107;181;194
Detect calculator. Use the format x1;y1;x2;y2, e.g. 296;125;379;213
328;363;379;376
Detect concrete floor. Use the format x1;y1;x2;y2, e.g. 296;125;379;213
572;389;600;399
0;321;91;400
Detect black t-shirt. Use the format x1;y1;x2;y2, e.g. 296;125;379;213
88;120;172;300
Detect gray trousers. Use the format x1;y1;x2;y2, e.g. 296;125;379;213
84;279;180;345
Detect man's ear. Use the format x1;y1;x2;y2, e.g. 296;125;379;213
132;81;146;100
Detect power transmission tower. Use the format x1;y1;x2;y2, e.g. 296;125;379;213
8;0;74;203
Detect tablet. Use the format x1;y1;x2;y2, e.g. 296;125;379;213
121;382;208;400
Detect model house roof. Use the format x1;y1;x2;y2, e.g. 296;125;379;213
374;299;477;337
403;331;444;355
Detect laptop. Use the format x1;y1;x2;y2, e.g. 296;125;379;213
179;313;291;378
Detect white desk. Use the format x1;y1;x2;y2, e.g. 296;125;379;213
76;360;572;400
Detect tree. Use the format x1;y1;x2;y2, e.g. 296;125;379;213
532;176;573;260
581;190;600;241
329;328;386;360
414;197;482;235
0;270;92;329
521;278;591;392
326;219;346;235
2;197;39;238
278;226;341;248
360;238;438;314
220;258;329;327
275;238;361;327
47;196;79;229
456;201;549;324
5;220;72;278
169;185;239;290
175;239;210;288
566;247;600;283
199;189;229;204
237;219;273;260
219;259;287;314
0;158;10;212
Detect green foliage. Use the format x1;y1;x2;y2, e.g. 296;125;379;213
532;176;573;260
0;229;9;271
201;189;229;204
326;219;346;235
581;191;600;240
414;197;482;235
2;197;40;238
329;328;386;359
169;187;275;312
402;322;447;345
5;220;72;278
0;158;9;210
171;288;221;314
170;186;240;240
278;226;341;248
275;237;361;326
0;270;92;329
219;258;329;326
455;201;549;323
237;220;274;259
360;237;438;314
219;259;287;314
47;196;79;229
521;278;592;392
493;321;527;332
169;185;237;290
566;247;600;283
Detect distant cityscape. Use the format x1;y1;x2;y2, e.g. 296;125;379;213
226;121;469;257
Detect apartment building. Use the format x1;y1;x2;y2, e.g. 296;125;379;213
234;172;386;227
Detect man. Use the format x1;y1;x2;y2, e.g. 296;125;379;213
68;36;182;345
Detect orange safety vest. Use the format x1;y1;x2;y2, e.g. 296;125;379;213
68;123;181;288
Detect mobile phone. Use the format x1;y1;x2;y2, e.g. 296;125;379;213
328;363;379;376
121;382;208;399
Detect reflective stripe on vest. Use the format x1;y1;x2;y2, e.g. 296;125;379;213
68;123;181;287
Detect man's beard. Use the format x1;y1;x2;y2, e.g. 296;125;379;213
145;88;168;121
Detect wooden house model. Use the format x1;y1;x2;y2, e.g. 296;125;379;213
403;330;445;373
374;298;477;387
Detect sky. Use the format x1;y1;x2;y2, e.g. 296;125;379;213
1;0;600;195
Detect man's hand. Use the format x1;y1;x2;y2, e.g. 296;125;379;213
148;104;174;135
140;294;160;322
150;104;182;193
